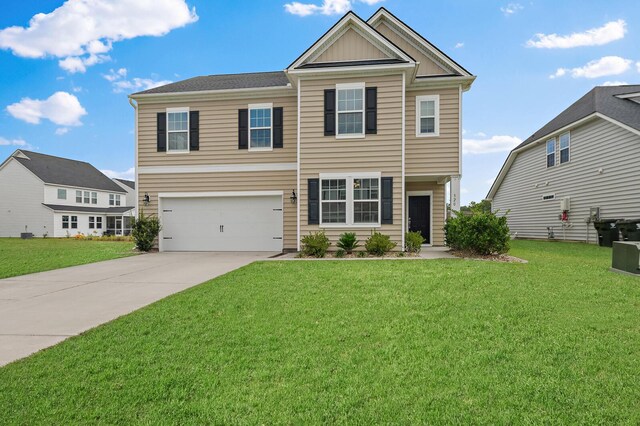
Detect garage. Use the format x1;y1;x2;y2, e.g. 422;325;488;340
159;193;283;252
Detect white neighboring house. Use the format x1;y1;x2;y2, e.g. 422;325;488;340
0;150;135;238
112;178;136;217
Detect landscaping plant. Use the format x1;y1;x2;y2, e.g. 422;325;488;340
301;231;331;258
364;231;397;256
444;208;510;255
404;231;425;253
334;248;346;258
337;232;359;254
131;213;161;252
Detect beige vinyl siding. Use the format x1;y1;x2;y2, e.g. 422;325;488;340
313;28;389;63
373;21;448;76
492;118;640;242
405;87;460;175
299;74;403;248
137;170;297;249
406;181;446;246
137;95;297;167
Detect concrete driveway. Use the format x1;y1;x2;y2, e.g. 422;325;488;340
0;251;275;366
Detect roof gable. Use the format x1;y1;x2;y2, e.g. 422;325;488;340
311;27;391;64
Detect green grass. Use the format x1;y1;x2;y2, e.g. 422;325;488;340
1;240;639;423
0;238;136;279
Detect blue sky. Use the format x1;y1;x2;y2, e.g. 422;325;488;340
1;0;639;204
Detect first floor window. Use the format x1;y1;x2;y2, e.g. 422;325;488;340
559;132;570;164
167;109;189;152
57;188;67;200
96;217;102;229
353;178;379;224
91;192;97;204
320;175;381;226
84;191;90;204
416;95;439;136
249;104;272;149
546;138;556;168
62;215;69;229
321;179;347;223
89;216;95;229
71;216;78;229
76;190;82;203
337;84;364;136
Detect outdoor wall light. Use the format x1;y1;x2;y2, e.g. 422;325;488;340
290;190;297;204
143;193;150;206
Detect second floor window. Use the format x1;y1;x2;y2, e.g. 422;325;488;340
546;139;555;168
416;95;439;137
109;194;121;206
76;190;82;203
559;132;570;164
336;84;364;137
167;110;189;152
91;192;97;204
57;188;67;200
249;104;272;150
84;191;90;204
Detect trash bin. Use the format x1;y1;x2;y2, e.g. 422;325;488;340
593;219;621;247
616;219;640;241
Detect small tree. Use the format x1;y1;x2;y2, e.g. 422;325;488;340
131;213;161;252
444;209;510;255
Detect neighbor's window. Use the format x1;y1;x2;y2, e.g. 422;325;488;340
353;178;379;224
167;109;189;152
89;216;95;229
249;104;272;150
76;190;82;203
96;217;102;229
320;174;381;226
62;215;69;229
336;84;364;136
71;216;78;229
57;188;67;200
416;95;439;136
546;138;556;168
83;191;90;204
559;132;570;164
91;192;97;205
109;194;121;206
321;179;347;224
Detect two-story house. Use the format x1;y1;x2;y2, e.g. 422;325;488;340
0;150;135;237
130;8;474;252
487;85;640;242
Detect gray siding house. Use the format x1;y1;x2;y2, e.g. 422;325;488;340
486;85;640;243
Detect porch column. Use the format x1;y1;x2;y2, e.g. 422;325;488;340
450;175;461;216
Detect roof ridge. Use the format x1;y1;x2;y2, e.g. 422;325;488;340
17;150;93;166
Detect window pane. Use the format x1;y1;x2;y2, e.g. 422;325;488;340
354;201;379;223
420;117;435;134
560;149;569;164
338;112;363;135
353;178;379;201
168;132;188;151
250;108;271;128
559;133;570;149
91;192;97;204
321;179;346;201
76;190;82;203
421;100;435;117
546;140;555;154
547;153;555;168
168;112;188;131
322;202;346;223
84;191;90;203
337;88;363;112
250;129;271;148
58;189;66;199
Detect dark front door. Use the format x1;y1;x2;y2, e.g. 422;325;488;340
408;195;431;244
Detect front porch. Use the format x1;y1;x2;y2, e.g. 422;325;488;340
105;215;133;236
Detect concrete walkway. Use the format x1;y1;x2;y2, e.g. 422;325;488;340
0;252;274;366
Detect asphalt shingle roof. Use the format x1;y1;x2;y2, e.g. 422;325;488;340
115;178;135;190
133;71;290;95
42;204;134;214
13;150;126;193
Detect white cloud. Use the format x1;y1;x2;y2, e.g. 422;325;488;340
527;20;626;49
463;135;522;154
550;56;632;79
6;91;87;126
637;61;640;73
284;0;383;16
602;81;628;86
0;0;198;72
455;42;464;49
55;127;69;135
103;68;171;93
101;167;135;181
500;3;523;16
0;137;30;148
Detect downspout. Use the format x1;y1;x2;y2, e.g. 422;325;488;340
128;96;138;219
296;80;301;252
401;72;406;251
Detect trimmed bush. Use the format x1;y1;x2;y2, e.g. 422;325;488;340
404;231;425;253
301;231;331;258
335;248;346;258
131;213;161;252
444;210;510;255
364;231;397;256
337;232;359;254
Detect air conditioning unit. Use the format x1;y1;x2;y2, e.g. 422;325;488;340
560;197;571;212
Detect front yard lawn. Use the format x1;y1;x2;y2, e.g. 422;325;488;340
0;238;136;279
1;240;639;423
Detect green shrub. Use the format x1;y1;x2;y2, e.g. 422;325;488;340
364;231;397;256
337;232;359;253
335;248;346;258
444;210;510;255
301;231;330;258
357;251;367;258
131;213;161;252
404;231;425;253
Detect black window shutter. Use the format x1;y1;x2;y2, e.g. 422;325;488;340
365;87;377;134
273;107;283;148
308;178;320;225
238;109;248;149
381;177;393;224
157;112;166;152
324;89;336;136
189;111;199;151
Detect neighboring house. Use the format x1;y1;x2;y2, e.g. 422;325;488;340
113;178;137;216
129;8;474;252
0;150;135;237
487;85;640;242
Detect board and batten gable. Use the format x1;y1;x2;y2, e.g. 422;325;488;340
0;159;52;237
299;74;404;246
492;117;640;242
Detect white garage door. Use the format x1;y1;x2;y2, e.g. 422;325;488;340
160;195;283;252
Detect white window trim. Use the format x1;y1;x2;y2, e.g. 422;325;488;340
336;82;365;139
559;131;570;164
416;95;440;137
91;191;97;205
319;172;381;228
57;188;67;200
546;138;556;168
76;190;82;204
109;193;121;206
166;107;190;154
248;103;273;152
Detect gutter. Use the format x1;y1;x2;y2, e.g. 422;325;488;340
128;96;138;216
